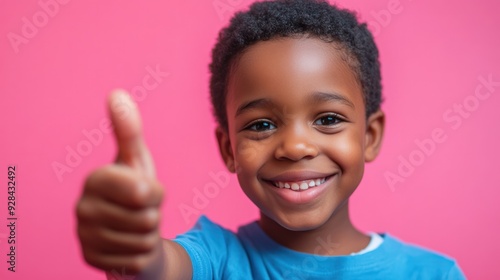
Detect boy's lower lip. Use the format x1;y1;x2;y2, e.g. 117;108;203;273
263;174;336;205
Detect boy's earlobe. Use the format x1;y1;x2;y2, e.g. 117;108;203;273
364;110;385;162
215;126;236;173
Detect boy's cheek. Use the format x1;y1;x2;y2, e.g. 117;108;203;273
324;132;364;162
236;140;263;163
231;140;260;176
323;134;366;187
234;137;275;169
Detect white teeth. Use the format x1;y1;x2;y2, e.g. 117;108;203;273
272;177;328;191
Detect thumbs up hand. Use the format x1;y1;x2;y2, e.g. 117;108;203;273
76;90;165;277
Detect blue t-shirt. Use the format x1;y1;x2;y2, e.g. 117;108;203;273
174;215;466;279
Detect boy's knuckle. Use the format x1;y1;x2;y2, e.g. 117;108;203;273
130;178;159;208
84;165;112;193
76;199;94;222
127;255;148;274
153;181;165;202
76;224;89;242
139;209;159;231
129;183;150;208
82;250;102;269
92;226;108;243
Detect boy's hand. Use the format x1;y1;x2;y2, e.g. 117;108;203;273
76;90;165;277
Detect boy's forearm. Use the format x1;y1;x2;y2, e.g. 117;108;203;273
104;239;192;280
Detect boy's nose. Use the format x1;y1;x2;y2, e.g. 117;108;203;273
274;124;319;161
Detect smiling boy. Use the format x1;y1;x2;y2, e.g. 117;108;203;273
76;0;466;279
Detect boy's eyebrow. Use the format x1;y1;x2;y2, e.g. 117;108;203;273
235;98;274;117
310;91;355;108
235;91;355;117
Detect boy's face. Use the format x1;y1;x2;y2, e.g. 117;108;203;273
216;36;384;231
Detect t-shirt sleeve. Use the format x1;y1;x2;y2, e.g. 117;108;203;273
172;215;248;280
446;262;467;280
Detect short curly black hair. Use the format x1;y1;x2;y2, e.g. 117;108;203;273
209;0;382;130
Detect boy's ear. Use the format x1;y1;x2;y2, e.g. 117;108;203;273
364;109;385;162
215;126;236;173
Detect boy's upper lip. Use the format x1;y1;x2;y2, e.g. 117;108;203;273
264;170;335;182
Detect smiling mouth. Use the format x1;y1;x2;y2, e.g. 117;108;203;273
265;175;334;191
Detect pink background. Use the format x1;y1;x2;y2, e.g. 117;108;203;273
1;0;499;279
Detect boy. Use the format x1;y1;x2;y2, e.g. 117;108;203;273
76;0;466;279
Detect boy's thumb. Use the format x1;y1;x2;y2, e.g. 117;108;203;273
108;89;156;179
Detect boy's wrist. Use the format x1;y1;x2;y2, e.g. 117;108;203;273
105;241;166;280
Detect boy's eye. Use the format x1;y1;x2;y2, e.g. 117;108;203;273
245;120;276;132
314;114;343;126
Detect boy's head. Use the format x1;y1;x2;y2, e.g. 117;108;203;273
210;0;385;230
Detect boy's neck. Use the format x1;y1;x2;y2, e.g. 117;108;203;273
258;200;370;256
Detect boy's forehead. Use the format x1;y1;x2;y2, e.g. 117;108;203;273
227;36;363;108
236;36;342;72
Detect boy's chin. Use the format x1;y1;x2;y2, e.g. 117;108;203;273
270;211;331;232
